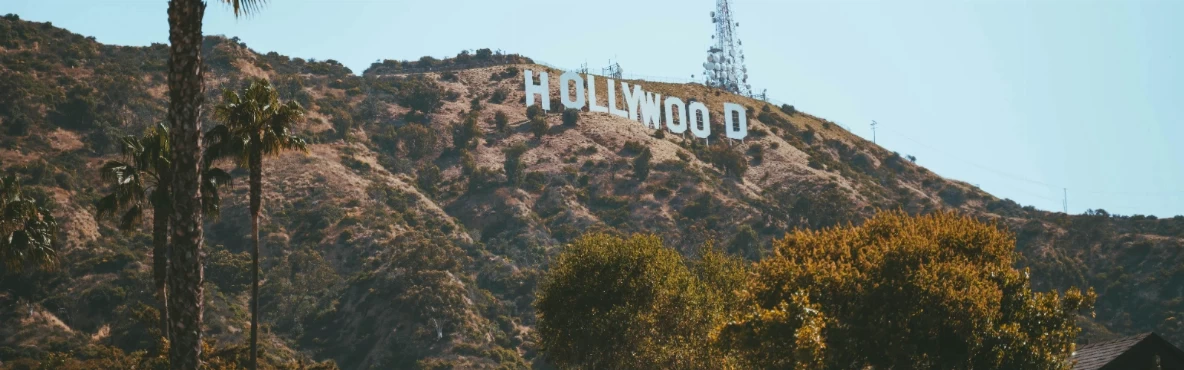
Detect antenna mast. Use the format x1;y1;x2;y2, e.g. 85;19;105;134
704;0;751;96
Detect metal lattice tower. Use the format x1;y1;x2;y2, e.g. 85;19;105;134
703;0;751;96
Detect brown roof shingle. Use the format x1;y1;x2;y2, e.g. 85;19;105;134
1071;333;1153;370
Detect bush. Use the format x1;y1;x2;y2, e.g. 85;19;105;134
452;112;482;149
633;148;652;181
398;123;436;159
440;71;458;82
416;164;442;196
504;142;529;186
562;108;580;126
467;167;502;193
489;87;509;104
779;104;797;116
748;144;764;164
622;140;645;155
394;76;444;115
491;67;520;81
494;110;509;131
529;116;548;139
708;144;748;178
801;128;816;144
526;104;544;121
938;185;967;207
4;113;30;136
523;171;547;192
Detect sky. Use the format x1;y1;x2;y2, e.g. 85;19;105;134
7;0;1184;217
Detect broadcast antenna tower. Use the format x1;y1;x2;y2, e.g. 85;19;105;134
703;0;752;96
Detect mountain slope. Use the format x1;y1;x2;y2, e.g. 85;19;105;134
0;15;1181;368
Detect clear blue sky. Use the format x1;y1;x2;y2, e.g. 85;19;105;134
8;0;1183;217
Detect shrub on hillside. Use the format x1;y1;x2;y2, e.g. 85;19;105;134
398;123;436;159
938;185;967;207
529;116;548;139
504;142;529;186
526;104;544;121
779;104;797;116
562;108;580;126
489;87;509;104
467;166;502;193
490;67;520;81
453;113;483;149
633;147;653;181
708;144;748;178
416;164;442;196
622;140;645;155
393;76;445;116
748;144;764;164
494;110;509;131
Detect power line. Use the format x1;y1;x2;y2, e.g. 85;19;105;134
877;125;1184;201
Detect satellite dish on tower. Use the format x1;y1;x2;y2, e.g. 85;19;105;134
704;0;753;96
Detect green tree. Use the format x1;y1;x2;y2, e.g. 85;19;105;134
96;123;232;343
721;210;1096;370
206;78;307;370
0;175;58;273
164;1;265;367
535;233;721;369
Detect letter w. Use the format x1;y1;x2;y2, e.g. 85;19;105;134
641;92;663;129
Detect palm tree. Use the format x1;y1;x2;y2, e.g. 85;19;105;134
0;175;58;273
96;123;232;343
207;78;307;369
165;0;263;368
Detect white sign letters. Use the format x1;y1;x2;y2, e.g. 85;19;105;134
525;70;747;140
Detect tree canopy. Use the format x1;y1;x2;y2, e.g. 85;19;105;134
720;210;1096;370
536;212;1097;370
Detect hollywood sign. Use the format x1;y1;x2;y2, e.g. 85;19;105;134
524;70;748;140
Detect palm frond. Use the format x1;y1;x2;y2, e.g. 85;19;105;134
119;205;144;231
0;176;59;272
201;167;234;220
220;0;267;17
210;78;308;163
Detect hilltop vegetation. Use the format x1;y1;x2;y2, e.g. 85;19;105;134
0;15;1182;368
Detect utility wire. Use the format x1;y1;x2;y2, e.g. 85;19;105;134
877;126;1184;199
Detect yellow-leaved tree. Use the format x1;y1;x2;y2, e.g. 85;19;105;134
718;210;1096;370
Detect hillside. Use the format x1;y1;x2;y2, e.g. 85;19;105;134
1;15;1182;368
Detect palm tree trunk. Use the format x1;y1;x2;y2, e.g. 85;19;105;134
152;185;170;345
248;142;263;370
166;0;207;369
